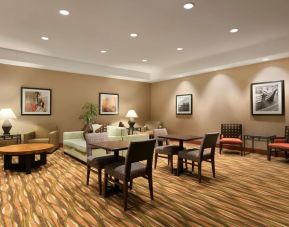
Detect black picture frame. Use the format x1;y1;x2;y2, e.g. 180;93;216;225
21;87;52;115
176;94;192;115
250;80;285;115
99;93;119;115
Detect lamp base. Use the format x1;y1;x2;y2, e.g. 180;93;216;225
2;119;12;135
128;120;135;135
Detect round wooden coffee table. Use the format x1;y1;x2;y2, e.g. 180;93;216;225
0;143;54;174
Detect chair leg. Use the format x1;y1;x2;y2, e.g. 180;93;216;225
86;166;91;185
103;172;108;198
154;152;158;169
191;161;195;173
98;168;102;195
285;151;289;159
169;155;174;174
168;156;170;166
123;181;128;211
129;180;133;190
211;159;216;178
148;173;154;200
198;161;202;183
185;159;188;169
240;144;243;156
219;143;222;154
177;157;181;176
267;148;272;161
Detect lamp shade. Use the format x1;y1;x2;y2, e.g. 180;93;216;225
0;108;17;120
126;110;138;118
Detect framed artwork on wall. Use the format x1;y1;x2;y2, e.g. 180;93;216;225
99;93;119;115
21;87;52;115
176;94;192;115
251;80;284;115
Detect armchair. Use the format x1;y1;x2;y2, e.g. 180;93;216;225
23;124;59;151
219;124;243;156
268;126;289;161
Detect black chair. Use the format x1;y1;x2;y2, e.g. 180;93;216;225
178;132;219;183
103;139;156;210
154;128;180;173
268;126;289;161
85;132;120;195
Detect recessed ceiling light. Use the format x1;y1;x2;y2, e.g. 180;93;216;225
41;36;49;41
230;28;239;33
142;59;148;62
130;33;138;38
263;57;269;61
59;10;70;16
100;50;107;53
177;47;183;51
183;2;195;10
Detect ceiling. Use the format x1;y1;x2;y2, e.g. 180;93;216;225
1;0;289;82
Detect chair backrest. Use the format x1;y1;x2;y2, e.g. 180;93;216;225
285;126;289;142
85;132;108;157
199;132;219;159
125;139;156;178
154;128;168;146
221;124;242;138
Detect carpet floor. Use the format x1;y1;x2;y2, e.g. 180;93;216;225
0;146;289;227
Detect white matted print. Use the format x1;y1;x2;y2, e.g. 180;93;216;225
251;80;284;115
176;94;192;115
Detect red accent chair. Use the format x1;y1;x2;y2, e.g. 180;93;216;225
219;124;243;156
268;126;289;161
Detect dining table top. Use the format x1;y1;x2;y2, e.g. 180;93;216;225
158;134;203;141
89;140;130;151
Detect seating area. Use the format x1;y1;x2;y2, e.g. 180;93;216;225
1;1;289;225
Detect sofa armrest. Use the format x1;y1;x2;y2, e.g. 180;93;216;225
23;131;36;143
49;130;59;147
63;131;84;140
122;134;149;142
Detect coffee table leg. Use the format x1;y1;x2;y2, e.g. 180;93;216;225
25;155;33;174
40;153;47;165
4;155;12;170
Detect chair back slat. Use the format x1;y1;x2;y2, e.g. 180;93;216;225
154;128;168;146
285;126;289;143
85;132;108;156
221;124;242;138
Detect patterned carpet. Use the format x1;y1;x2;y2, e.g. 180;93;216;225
0;146;289;227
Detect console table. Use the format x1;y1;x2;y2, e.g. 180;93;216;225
0;134;21;144
243;134;275;153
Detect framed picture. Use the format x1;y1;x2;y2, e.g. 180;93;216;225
99;93;119;115
21;87;52;115
176;94;192;115
251;80;284;115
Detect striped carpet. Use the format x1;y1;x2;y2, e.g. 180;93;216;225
0;146;289;226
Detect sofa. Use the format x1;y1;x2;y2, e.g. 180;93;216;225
63;124;149;162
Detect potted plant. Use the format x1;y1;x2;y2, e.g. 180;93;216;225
79;103;98;131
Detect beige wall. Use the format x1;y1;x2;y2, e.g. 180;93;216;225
151;58;289;149
0;64;151;140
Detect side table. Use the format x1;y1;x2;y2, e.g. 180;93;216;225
0;134;21;145
243;134;275;154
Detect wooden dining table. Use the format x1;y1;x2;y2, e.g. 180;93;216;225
158;134;203;175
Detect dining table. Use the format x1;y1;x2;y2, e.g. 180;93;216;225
158;134;203;175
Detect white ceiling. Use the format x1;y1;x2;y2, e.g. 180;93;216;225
1;0;289;82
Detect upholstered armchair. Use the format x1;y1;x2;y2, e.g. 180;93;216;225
268;126;289;161
219;124;243;156
23;124;59;150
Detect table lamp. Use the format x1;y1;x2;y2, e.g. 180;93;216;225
0;108;17;135
126;110;138;134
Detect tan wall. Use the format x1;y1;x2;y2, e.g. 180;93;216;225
151;58;289;149
0;64;151;140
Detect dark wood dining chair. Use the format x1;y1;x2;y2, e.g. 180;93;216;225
103;139;156;210
154;128;180;173
219;124;243;156
268;126;289;161
85;132;121;195
178;132;219;183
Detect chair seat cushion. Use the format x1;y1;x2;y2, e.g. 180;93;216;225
28;138;49;143
220;138;243;144
269;143;289;150
155;145;179;155
105;161;146;180
87;155;124;169
178;149;211;160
